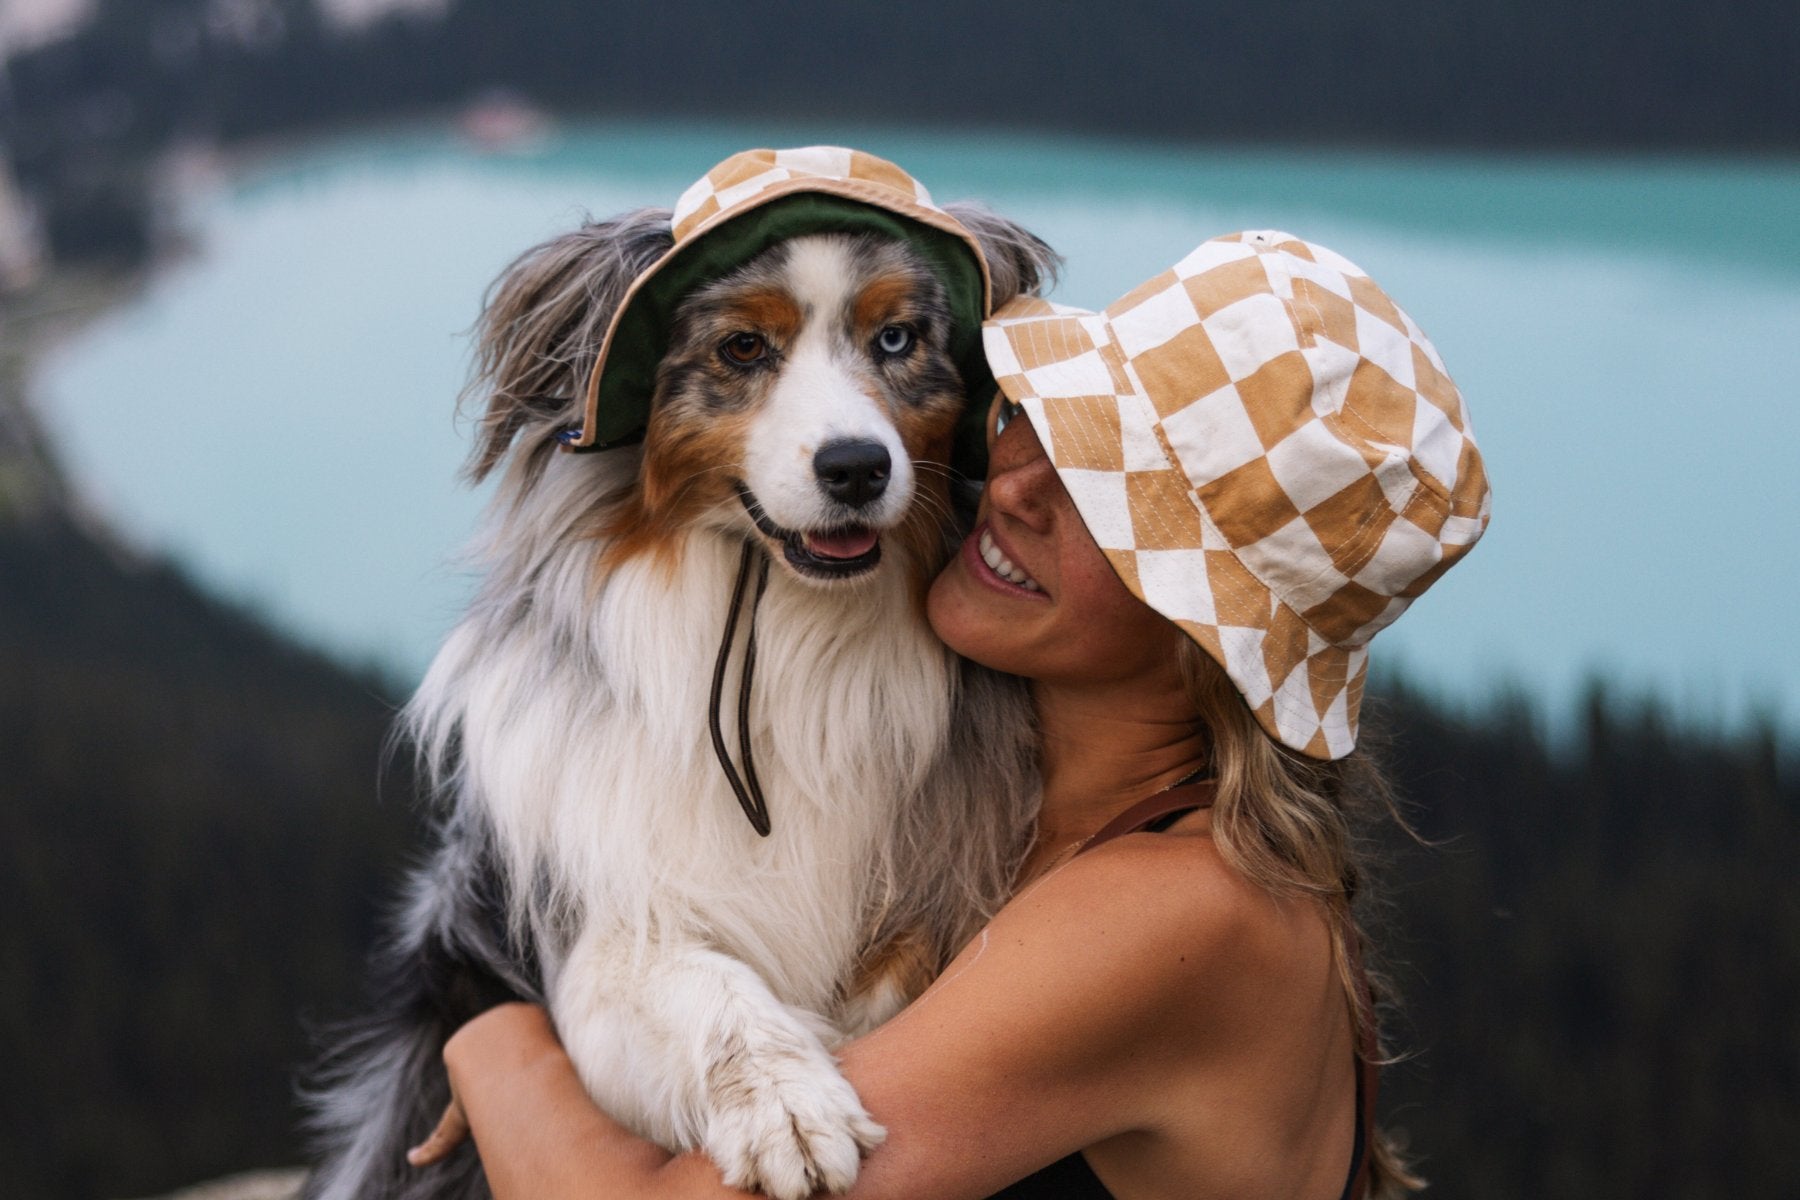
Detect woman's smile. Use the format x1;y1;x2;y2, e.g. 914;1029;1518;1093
964;522;1048;597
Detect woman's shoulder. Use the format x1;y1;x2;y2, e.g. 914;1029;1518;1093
990;818;1335;1052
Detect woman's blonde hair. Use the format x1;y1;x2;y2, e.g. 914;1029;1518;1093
1176;639;1425;1197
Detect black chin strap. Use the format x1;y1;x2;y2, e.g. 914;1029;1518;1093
709;541;773;836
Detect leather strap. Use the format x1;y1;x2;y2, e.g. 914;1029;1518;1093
1074;780;1217;855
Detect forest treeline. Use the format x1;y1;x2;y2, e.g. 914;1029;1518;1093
7;0;1800;266
1;492;1795;1199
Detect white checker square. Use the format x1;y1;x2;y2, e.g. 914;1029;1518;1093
981;325;1023;377
1027;347;1114;401
1307;339;1360;414
1059;468;1136;551
1320;685;1355;758
774;146;853;177
1173;239;1256;280
1238;516;1349;613
1411;404;1464;492
1217;624;1273;707
715;168;790;213
1352;515;1441;598
1354;305;1416;389
1202;292;1301;381
1371;445;1418;513
1118;394;1171;473
1134;549;1216;625
1108;281;1201;359
1441;513;1486;547
1158;383;1266;488
1283;253;1355;301
1265;420;1373;513
1271;660;1322;745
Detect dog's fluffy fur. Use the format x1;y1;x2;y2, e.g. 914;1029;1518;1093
302;202;1058;1200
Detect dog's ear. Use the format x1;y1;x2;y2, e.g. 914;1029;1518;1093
942;201;1062;309
463;208;675;482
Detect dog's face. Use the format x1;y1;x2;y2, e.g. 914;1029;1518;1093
604;233;965;583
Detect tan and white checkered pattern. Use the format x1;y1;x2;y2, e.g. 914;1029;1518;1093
569;146;993;448
984;231;1490;759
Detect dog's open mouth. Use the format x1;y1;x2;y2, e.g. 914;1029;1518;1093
734;484;883;579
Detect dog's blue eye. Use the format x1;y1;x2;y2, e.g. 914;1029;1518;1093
876;326;914;356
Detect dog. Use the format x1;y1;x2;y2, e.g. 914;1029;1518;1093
302;151;1057;1200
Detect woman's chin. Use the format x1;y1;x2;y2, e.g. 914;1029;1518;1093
926;552;1032;674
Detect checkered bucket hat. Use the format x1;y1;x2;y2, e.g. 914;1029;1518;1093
562;146;996;456
983;231;1491;759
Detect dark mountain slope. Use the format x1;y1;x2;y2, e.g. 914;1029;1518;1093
0;511;420;1200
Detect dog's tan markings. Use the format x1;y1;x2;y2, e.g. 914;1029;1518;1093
720;288;804;345
851;271;920;336
597;405;755;574
848;928;938;1010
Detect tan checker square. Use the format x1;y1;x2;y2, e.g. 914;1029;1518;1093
983;229;1492;759
1125;469;1208;553
1183;254;1276;320
1129;324;1233;422
1290;276;1361;353
1196;457;1305;550
1239;351;1336;452
1039;394;1127;474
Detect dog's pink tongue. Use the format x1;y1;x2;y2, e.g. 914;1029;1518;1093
804;528;879;560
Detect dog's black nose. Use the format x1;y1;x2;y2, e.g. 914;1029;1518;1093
814;439;891;508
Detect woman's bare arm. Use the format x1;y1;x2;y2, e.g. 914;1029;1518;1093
437;828;1324;1200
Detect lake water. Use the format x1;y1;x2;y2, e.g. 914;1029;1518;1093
33;120;1800;737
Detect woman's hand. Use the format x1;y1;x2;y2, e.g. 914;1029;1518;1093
407;1002;562;1168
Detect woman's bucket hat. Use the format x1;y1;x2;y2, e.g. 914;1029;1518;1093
983;231;1491;759
561;146;998;472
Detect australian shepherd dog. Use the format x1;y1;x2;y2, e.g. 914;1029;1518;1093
302;199;1058;1200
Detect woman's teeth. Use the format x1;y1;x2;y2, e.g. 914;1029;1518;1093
979;529;1041;591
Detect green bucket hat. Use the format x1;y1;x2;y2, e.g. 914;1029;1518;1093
559;146;999;478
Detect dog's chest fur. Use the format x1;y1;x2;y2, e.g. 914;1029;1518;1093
412;462;954;1015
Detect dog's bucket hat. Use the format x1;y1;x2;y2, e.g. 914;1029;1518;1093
983;231;1491;759
562;146;997;471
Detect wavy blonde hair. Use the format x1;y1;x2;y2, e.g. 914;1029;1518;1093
1175;639;1425;1197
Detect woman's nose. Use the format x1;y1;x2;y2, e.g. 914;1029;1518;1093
983;421;1060;531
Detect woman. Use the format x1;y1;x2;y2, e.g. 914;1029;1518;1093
409;230;1491;1200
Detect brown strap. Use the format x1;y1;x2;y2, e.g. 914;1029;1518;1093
1074;780;1217;856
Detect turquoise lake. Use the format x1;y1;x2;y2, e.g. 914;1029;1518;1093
33;121;1800;736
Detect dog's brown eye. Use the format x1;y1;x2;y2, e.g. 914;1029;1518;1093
875;326;914;357
720;333;768;365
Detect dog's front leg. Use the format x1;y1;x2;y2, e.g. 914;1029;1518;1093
552;927;885;1199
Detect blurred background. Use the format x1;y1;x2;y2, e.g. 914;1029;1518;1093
1;2;1796;1197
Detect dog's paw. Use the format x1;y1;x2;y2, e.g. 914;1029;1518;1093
701;1041;885;1199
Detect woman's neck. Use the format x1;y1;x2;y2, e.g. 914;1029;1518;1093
1030;674;1209;851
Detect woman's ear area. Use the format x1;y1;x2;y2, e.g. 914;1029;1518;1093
944;200;1062;306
